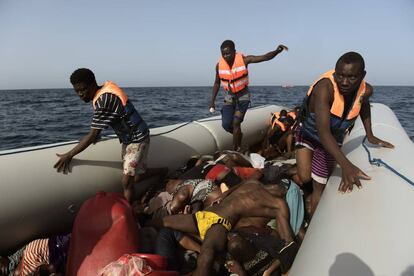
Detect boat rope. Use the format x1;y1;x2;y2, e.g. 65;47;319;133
362;136;414;186
150;117;221;137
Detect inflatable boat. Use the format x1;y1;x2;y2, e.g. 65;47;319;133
290;103;414;276
1;103;413;276
0;105;280;254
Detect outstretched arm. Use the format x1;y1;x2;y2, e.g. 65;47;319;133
313;80;370;193
54;128;101;173
360;84;394;148
243;44;288;65
210;64;220;110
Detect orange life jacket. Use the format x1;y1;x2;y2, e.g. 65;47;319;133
92;81;128;108
218;53;249;93
301;69;366;143
306;70;365;120
92;81;149;144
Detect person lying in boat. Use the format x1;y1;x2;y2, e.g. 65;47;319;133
209;40;288;152
222;175;304;275
170;162;304;234
53;68;167;205
260;165;305;240
154;228;201;273
225;229;298;276
169;179;222;215
176;152;302;190
152;179;296;276
175;152;252;184
151;167;302;273
295;52;394;218
0;234;70;276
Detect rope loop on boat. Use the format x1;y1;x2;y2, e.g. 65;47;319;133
362;136;414;186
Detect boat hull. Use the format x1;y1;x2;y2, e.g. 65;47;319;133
0;105;283;254
290;103;414;276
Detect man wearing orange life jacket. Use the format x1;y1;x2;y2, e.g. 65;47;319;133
295;52;394;218
54;68;166;205
210;40;288;151
262;110;295;159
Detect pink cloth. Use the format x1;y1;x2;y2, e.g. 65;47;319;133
98;254;152;276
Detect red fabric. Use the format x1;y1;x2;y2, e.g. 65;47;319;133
233;167;260;180
205;164;230;181
66;191;139;276
132;253;167;270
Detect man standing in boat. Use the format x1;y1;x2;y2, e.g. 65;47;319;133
54;68;165;205
210;40;288;151
295;52;394;218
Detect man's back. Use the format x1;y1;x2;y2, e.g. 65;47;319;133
207;180;280;224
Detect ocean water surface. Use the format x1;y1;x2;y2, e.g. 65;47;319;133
1;86;413;151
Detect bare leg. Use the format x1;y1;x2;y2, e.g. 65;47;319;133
232;111;244;151
134;167;169;200
295;147;313;184
152;214;199;234
121;174;135;204
261;126;274;153
232;123;242;151
193;224;228;276
285;132;294;156
310;180;325;218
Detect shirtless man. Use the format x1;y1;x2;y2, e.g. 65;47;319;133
154;180;294;276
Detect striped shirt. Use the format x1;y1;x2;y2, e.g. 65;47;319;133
91;93;149;143
20;238;49;276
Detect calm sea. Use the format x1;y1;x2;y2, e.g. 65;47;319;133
1;86;413;151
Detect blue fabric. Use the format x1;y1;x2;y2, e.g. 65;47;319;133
155;228;184;270
285;181;305;235
48;234;71;275
301;112;355;144
267;181;304;235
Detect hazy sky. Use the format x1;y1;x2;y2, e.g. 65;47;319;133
0;0;413;89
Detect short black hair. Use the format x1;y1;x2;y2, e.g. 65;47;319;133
286;116;295;126
221;40;235;51
336;52;365;72
260;165;281;185
70;68;97;85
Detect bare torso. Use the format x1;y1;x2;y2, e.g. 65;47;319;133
206;180;281;226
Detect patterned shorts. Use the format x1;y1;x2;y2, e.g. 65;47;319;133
295;129;337;184
121;137;150;177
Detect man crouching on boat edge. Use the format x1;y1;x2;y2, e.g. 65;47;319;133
54;68;167;205
295;52;394;219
